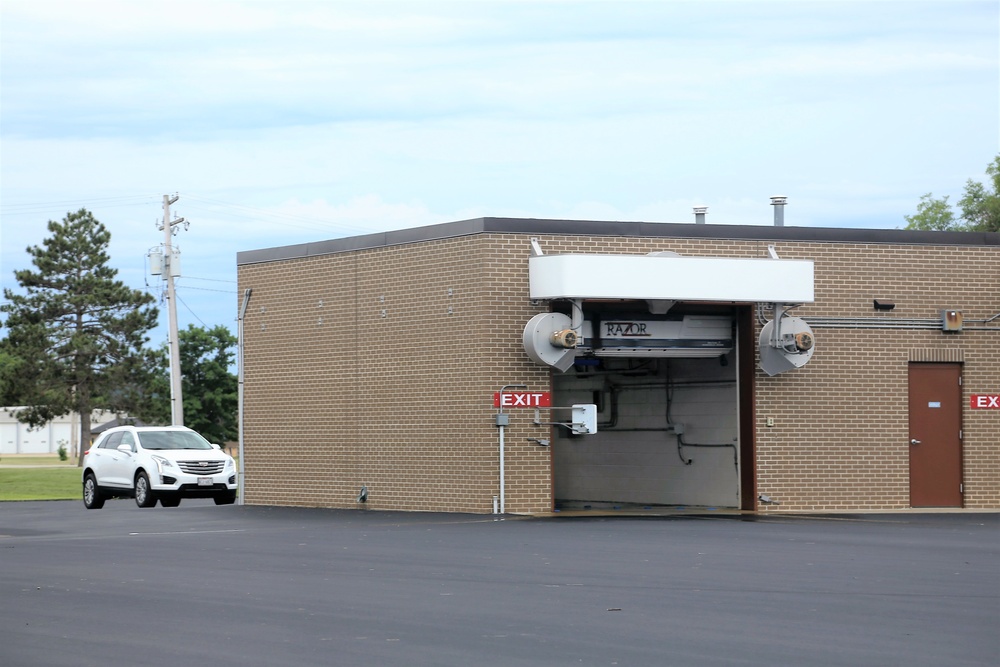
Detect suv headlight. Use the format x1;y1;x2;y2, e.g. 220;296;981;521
150;455;176;474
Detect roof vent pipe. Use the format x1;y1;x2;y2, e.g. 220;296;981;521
770;196;787;226
693;206;708;224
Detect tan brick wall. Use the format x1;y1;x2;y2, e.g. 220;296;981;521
239;236;551;513
238;231;999;513
751;241;999;511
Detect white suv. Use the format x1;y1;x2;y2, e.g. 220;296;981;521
82;425;237;508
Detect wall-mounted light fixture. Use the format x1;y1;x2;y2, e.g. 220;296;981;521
873;299;895;311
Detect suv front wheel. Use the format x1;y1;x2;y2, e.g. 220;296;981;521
83;473;105;509
135;471;158;508
214;492;237;505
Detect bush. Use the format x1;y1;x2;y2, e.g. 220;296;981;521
57;443;68;461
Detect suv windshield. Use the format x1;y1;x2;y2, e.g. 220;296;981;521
137;430;213;450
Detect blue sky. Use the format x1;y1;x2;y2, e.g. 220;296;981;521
1;0;997;346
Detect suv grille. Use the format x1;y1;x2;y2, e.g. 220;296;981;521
178;460;224;475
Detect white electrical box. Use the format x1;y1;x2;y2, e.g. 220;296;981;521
571;404;597;435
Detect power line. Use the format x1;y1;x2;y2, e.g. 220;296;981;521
0;194;160;216
176;284;240;295
1;191;383;238
179;193;375;236
182;275;238;284
176;292;208;328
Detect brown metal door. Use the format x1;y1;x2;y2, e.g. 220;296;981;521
908;363;963;507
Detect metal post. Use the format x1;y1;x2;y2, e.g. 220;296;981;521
496;383;527;514
498;423;506;514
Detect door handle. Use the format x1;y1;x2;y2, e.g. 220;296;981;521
910;438;921;445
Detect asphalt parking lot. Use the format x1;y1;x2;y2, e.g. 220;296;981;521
1;501;997;667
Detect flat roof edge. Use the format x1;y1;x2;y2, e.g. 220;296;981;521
237;217;999;266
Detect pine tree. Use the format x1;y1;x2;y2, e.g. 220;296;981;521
0;209;159;464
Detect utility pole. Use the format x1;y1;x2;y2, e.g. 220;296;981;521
159;194;188;426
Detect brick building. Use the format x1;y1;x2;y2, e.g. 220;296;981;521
236;217;1000;514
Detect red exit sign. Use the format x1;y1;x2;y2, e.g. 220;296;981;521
493;391;551;408
970;394;1000;409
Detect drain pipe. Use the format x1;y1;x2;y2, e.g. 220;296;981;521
236;288;251;506
496;383;526;514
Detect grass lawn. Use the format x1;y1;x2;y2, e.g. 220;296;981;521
0;455;240;502
0;455;76;466
0;467;81;501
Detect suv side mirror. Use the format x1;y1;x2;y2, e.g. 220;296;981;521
117;443;133;455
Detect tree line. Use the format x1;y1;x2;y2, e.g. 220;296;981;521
903;154;1000;232
0;209;237;465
